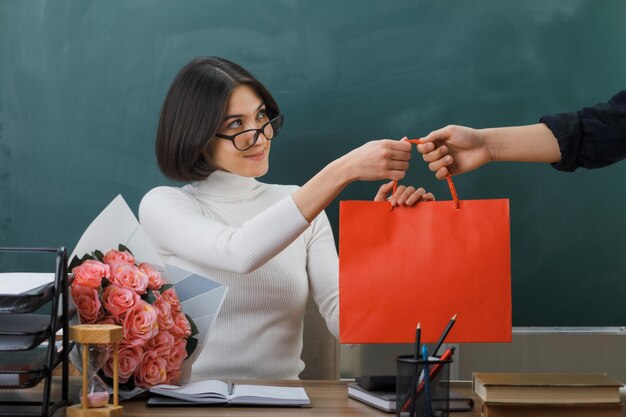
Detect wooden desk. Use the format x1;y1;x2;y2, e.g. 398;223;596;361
123;380;481;417
0;378;480;416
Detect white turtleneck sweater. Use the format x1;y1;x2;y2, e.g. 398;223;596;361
138;170;339;380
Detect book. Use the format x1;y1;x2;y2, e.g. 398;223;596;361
355;374;396;391
481;402;623;417
0;272;54;295
347;382;474;413
473;373;623;405
148;380;311;407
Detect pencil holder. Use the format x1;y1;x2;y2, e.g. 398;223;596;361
396;354;452;417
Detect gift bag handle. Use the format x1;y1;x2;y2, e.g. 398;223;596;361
391;138;460;209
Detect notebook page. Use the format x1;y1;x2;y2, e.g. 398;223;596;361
0;273;54;295
151;379;228;399
232;385;310;404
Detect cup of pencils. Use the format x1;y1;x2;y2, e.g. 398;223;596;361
396;353;453;417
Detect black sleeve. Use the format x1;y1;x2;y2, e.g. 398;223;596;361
540;90;626;172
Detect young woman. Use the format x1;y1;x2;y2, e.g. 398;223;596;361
139;57;434;379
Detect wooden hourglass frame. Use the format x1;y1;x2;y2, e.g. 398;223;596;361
67;324;123;417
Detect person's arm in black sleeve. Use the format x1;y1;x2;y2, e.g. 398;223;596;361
540;90;626;171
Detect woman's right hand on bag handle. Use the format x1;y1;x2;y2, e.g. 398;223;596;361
337;139;412;182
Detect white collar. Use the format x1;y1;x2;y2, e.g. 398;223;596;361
190;170;263;198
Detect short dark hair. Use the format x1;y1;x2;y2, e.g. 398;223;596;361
155;57;280;182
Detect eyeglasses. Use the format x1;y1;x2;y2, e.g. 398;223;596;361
215;114;284;151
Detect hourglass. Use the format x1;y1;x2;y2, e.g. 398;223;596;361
67;324;123;417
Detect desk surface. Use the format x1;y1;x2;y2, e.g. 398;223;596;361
0;378;480;416
123;380;480;417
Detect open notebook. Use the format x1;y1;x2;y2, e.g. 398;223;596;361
148;380;311;407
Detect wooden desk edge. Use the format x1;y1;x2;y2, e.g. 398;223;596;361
0;378;480;416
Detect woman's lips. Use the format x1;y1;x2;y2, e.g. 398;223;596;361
245;150;265;161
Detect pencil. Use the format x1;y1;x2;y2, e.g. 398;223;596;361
422;345;433;417
432;313;457;356
408;322;421;417
414;322;421;359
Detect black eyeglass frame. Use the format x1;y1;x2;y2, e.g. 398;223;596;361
215;114;284;151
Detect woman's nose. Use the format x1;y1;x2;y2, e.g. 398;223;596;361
254;130;268;145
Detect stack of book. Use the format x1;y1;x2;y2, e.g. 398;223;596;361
472;372;624;417
347;381;474;413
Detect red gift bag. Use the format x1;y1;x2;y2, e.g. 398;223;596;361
339;176;511;344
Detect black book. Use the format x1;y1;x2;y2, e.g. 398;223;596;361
355;375;397;392
347;382;474;413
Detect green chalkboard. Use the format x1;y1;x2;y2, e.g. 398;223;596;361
1;0;624;327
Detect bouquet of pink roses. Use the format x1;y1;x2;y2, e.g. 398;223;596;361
69;244;198;389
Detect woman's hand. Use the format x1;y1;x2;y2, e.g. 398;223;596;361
374;181;435;207
293;139;413;222
339;139;412;182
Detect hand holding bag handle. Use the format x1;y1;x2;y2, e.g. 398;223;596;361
391;139;460;210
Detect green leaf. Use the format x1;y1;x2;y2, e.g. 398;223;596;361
186;314;199;337
68;255;81;272
93;250;104;262
144;289;157;304
118;244;134;256
159;283;174;292
185;336;198;358
68;253;94;272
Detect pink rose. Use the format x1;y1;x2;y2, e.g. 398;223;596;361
122;300;158;347
96;315;116;325
152;291;174;330
103;249;135;267
102;314;124;325
167;337;188;371
101;285;139;318
161;288;182;314
134;350;167;388
165;368;181;385
138;262;164;290
169;312;192;338
71;260;110;289
147;330;175;358
110;263;149;294
103;343;143;384
71;285;101;324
